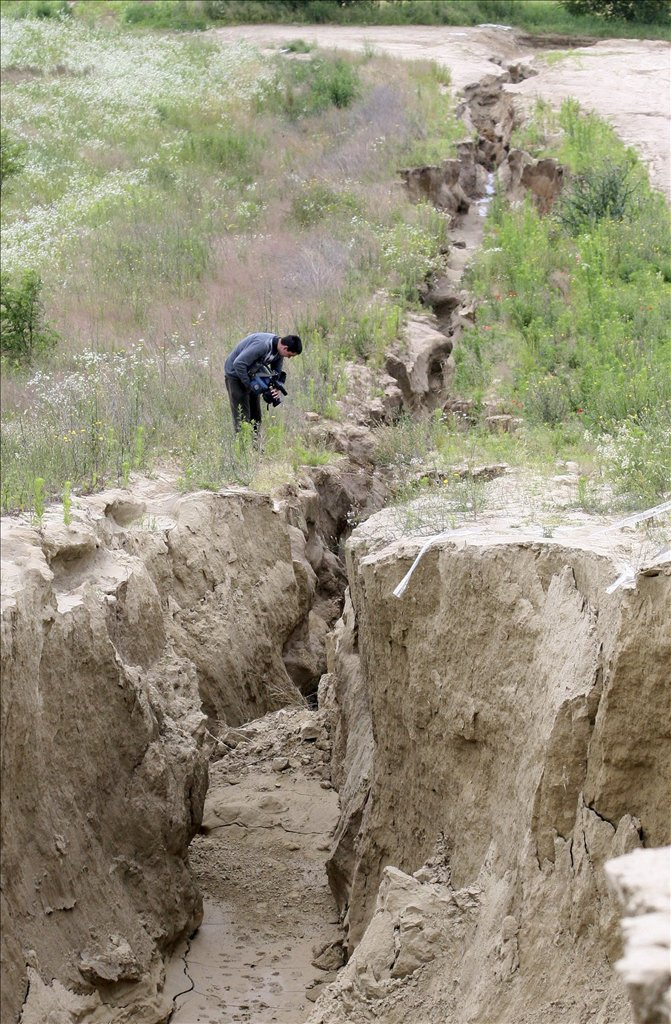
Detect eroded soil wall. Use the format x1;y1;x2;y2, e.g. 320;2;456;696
315;524;670;1024
1;456;386;1023
0;486;306;1022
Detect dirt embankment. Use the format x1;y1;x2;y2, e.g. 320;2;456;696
0;460;385;1024
312;514;670;1024
0;483;299;1023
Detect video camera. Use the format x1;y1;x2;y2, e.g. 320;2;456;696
249;367;288;408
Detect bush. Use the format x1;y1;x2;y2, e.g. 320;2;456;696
290;181;358;227
123;0;208;30
523;371;579;425
0;127;27;193
283;38;313;53
2;0;71;18
0;271;59;363
274;57;361;118
560;0;670;22
594;411;671;503
557;163;637;235
378;206;448;299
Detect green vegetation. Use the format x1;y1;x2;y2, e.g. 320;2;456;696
123;0;208;30
2;0;668;38
269;55;361;118
560;0;669;22
556;161;638;234
1;10;668;524
367;97;669;524
0;126;26;193
0;15;460;514
452;98;670;505
1;270;60;363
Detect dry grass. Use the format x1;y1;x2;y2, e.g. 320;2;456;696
1;29;460;511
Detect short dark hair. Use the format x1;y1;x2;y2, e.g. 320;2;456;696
281;334;302;354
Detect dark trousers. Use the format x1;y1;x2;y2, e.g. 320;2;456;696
225;375;261;433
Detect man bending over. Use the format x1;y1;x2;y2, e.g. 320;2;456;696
224;332;302;432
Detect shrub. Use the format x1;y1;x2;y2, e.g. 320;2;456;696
378;205;448;299
283;38;313;53
560;0;670;22
557;162;637;235
274;56;361;119
373;412;444;470
0;271;59;363
0;127;26;193
290;181;358;227
3;0;71;18
523;371;579;426
594;411;671;503
123;1;208;31
313;57;359;109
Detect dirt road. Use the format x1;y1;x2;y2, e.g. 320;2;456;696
212;23;670;197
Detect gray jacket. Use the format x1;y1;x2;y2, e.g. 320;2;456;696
224;333;283;388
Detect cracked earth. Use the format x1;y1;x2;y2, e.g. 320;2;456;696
165;708;341;1023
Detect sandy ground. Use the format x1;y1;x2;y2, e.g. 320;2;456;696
165;708;342;1024
212;23;670;197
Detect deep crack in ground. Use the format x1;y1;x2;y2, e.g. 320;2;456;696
165;707;342;1023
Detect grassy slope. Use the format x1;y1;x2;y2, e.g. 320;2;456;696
454;99;670;506
1;11;669;523
0;17;457;509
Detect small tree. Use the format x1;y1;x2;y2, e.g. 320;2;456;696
0;270;60;363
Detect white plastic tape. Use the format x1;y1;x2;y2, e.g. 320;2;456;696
393;529;477;599
608;499;671;531
605;566;636;594
391;501;670;599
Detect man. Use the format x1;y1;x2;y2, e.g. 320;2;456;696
224;332;302;432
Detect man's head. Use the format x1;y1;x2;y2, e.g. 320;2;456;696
278;334;302;359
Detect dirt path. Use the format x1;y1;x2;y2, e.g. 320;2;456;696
212;24;670;197
165;708;342;1023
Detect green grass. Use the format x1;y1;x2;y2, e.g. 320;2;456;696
373;96;670;517
453;98;671;505
2;12;669;521
0;17;464;514
2;0;669;39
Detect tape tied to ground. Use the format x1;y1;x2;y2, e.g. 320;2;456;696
392;500;671;599
607;499;671;531
393;529;478;599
